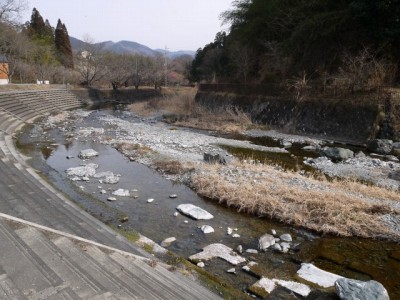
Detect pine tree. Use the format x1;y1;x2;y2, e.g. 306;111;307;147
30;8;45;36
28;8;54;44
54;19;74;68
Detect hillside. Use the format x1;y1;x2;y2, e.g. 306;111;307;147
70;36;195;58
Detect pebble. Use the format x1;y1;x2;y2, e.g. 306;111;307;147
107;197;117;201
169;194;177;198
100;190;107;194
197;262;205;268
147;198;154;203
184;220;189;224
200;225;215;234
271;229;277;235
227;268;236;274
246;249;258;254
173;212;179;217
227;227;233;235
237;245;243;254
232;233;240;238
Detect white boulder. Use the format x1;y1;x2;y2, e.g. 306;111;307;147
297;263;343;288
258;233;276;251
78;149;99;159
103;175;120;184
189;243;246;265
112;189;130;197
200;225;215;234
66;163;98;177
160;237;176;247
176;204;214;220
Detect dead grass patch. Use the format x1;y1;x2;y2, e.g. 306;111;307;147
190;161;400;240
129;87;256;133
153;158;195;175
114;142;153;157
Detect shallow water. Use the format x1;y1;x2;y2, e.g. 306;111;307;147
16;109;400;298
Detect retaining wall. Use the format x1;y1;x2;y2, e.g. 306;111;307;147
195;90;399;144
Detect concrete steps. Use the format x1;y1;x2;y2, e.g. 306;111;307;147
0;216;220;300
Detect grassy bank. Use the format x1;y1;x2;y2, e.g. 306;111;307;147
129;87;255;133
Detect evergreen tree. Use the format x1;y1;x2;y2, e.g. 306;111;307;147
28;8;54;44
54;19;74;68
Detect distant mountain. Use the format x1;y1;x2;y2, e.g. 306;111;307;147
70;37;195;58
154;49;196;59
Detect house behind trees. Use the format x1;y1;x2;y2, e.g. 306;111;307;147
0;55;9;84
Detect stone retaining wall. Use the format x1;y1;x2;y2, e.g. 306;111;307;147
70;88;161;105
195;91;396;144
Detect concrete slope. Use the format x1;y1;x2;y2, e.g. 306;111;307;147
0;214;219;299
0;90;221;300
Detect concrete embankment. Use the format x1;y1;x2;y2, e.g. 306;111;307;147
71;88;161;106
195;88;400;144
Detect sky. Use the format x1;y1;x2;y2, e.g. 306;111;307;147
21;0;234;51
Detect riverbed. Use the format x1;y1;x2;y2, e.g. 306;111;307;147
16;107;400;299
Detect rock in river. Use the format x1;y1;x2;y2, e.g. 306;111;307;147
66;163;98;177
176;204;214;220
367;139;393;155
279;233;292;242
297;263;343;288
161;237;176;247
258;233;276;251
249;278;311;298
203;151;232;164
78;149;99;159
189;243;246;265
321;147;354;162
335;278;389;300
112;189;130;197
200;225;215;234
103;174;120;184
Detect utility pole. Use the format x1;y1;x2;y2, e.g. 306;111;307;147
164;45;168;87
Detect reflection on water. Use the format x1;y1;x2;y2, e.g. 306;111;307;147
15;111;400;299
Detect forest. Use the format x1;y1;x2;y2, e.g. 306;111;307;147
190;0;400;87
0;2;191;89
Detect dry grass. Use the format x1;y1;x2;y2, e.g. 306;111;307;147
114;142;153;157
190;161;400;240
129;87;254;133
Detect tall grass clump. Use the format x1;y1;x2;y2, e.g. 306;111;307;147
190;161;400;240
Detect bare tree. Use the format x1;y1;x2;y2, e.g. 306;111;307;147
130;55;154;89
229;42;255;85
103;52;132;91
0;22;31;82
338;48;396;89
74;36;107;86
0;0;27;24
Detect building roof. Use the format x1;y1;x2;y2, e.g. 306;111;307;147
0;55;8;63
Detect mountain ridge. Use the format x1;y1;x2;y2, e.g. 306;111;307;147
69;36;195;59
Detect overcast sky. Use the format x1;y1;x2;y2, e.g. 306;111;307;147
22;0;233;51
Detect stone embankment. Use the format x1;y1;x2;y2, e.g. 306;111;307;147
195;87;400;143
